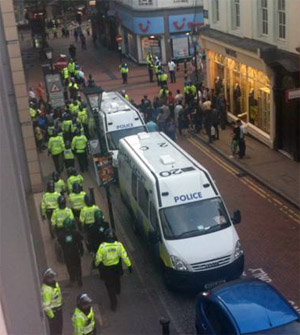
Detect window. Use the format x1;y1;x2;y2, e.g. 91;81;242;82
150;201;158;228
261;0;268;35
212;0;220;23
138;180;149;216
278;0;286;39
232;0;240;28
139;0;153;5
132;172;137;200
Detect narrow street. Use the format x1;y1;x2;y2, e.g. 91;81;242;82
22;30;300;334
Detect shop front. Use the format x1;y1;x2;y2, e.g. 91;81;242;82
168;13;204;61
202;38;274;147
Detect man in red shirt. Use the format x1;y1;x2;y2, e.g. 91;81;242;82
37;82;46;108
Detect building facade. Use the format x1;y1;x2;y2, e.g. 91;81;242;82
200;0;300;160
99;0;204;64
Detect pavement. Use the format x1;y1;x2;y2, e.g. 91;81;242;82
20;24;299;333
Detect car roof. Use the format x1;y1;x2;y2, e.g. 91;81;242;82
212;279;299;334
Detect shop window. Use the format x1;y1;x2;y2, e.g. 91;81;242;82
138;180;149;216
141;37;161;60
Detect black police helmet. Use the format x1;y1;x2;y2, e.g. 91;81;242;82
46;180;55;193
84;194;93;207
76;293;92;307
52;171;60;182
58;195;66;209
75;128;81;136
72;182;81;194
104;228;115;242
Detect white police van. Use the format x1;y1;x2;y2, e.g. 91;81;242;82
118;132;244;289
87;91;147;167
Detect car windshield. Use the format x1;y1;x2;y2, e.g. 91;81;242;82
160;197;231;240
106;126;146;150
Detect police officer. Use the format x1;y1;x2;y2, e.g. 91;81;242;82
58;218;84;287
69;98;81;115
77;103;88;137
48;128;65;173
29;102;38;122
71;128;88;173
61;112;73;142
119;62;129;84
146;52;154;83
69;182;86;222
72;294;96;335
52;171;66;194
41;268;63;335
66;167;84;194
160;70;168;88
68;78;79;100
68;58;76;76
95;228;132;311
51;195;74;238
41;180;60;238
121;90;130;101
61;66;69;86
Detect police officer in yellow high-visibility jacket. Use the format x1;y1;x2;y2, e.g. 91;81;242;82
48;129;65;173
72;294;96;335
71;128;88;173
41;268;63;335
95;228;132;311
119;62;129;84
51;195;74;239
61;66;69;86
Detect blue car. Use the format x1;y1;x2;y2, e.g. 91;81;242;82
195;279;300;334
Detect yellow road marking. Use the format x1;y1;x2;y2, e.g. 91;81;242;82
187;138;300;224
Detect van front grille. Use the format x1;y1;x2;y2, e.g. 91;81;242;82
191;255;231;271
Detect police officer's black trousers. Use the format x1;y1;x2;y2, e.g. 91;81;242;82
66;259;82;284
76;152;88;172
103;265;121;310
48;308;63;335
148;68;153;82
52;153;64;173
121;73;127;84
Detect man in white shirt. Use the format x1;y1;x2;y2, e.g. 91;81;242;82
168;59;176;83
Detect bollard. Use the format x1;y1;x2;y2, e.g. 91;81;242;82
89;187;95;205
160;317;170;335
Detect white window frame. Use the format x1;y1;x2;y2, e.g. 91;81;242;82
261;0;268;35
231;0;241;29
277;0;286;40
212;0;220;23
138;0;153;6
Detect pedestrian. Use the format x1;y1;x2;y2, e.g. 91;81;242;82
69;182;86;224
52;171;66;194
41;268;63;335
86;26;90;36
58;218;84;287
72;294;96;335
237;119;246;159
146;118;159;132
168;59;176;83
66;167;84;194
80;33;86;50
52;25;58;38
36;82;46;109
74;28;78;43
63;140;75;169
165;116;176;141
167;91;175;117
68;44;76;60
71;128;88;172
95;228;132;311
119;62;129;84
230;121;239;158
48;128;65;173
175;89;184;105
92;33;97;47
211;106;220;140
28;87;37;106
203;107;213;143
178;107;189;136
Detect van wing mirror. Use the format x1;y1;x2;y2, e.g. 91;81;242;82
148;230;161;244
88;139;101;156
232;210;241;225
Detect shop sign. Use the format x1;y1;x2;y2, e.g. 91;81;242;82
225;48;237;58
285;88;300;102
169;13;204;33
133;17;164;35
93;154;114;186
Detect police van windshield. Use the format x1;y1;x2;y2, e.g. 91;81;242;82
160;198;231;240
106;126;147;150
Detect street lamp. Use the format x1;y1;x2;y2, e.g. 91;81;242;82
83;86;115;230
191;29;200;104
44;47;54;73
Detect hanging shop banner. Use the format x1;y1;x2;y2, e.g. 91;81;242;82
168;13;204;33
93;154;114;186
172;35;189;59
